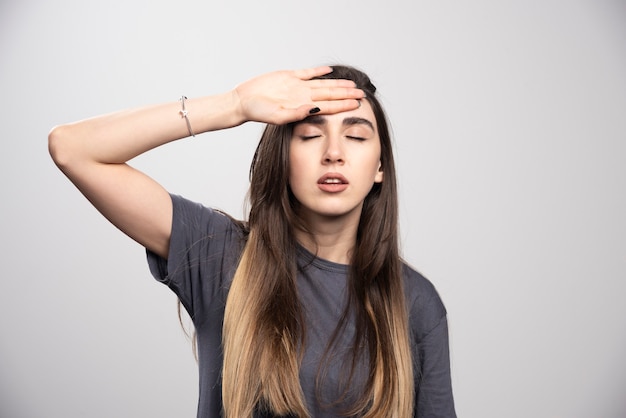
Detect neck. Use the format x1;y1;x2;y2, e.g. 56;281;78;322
294;214;360;265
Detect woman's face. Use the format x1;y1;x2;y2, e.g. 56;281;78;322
289;100;383;226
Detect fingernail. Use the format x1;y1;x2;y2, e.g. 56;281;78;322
309;107;321;114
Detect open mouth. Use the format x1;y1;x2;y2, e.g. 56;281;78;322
322;178;344;184
318;173;348;185
317;173;349;192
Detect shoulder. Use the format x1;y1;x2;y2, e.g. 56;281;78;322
401;262;448;341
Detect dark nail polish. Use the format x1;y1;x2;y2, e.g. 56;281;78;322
309;107;321;114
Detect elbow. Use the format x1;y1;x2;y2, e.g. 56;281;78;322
48;124;77;170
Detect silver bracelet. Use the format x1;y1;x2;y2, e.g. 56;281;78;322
179;96;195;137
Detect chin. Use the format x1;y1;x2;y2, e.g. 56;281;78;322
312;206;363;220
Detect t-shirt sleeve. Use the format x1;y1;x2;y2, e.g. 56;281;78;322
146;194;244;326
405;267;457;418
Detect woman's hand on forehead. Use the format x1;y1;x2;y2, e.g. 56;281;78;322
233;66;365;126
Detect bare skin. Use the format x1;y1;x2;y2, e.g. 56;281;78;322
49;66;364;259
290;101;383;264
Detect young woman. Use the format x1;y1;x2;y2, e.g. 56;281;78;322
49;65;456;417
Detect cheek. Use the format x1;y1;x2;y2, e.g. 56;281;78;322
361;147;382;178
288;149;305;187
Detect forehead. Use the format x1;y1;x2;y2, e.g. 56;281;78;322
296;100;377;132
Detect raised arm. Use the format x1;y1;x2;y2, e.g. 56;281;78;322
48;66;364;259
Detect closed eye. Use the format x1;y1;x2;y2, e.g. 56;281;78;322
299;135;321;140
347;135;366;141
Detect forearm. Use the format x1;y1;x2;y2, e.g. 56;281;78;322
48;91;242;169
46;67;363;257
49;66;365;171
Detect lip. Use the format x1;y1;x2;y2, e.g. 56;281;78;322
317;172;349;193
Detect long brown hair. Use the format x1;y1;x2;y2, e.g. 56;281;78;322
222;65;413;417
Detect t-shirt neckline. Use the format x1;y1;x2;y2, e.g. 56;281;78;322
296;244;349;275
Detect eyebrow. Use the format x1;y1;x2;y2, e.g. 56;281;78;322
300;115;375;131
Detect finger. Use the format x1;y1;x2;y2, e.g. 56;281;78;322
293;66;333;80
312;99;363;115
306;79;358;89
310;87;365;101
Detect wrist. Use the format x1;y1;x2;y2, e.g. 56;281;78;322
226;89;247;127
186;91;246;134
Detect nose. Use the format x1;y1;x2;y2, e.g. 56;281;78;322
322;135;344;165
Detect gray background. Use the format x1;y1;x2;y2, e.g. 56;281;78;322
1;0;625;417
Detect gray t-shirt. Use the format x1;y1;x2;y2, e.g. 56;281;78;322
147;194;456;417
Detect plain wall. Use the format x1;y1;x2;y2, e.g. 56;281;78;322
1;0;625;417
